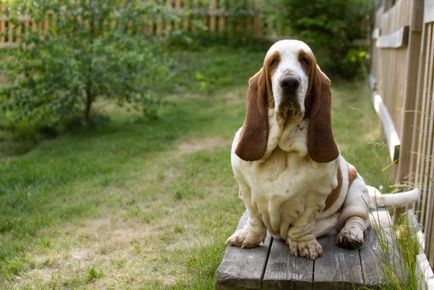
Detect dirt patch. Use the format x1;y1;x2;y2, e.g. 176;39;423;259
177;136;229;156
15;193;207;288
219;86;245;105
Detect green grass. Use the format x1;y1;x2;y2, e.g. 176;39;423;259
0;46;395;289
371;213;422;290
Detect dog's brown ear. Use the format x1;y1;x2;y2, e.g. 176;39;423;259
235;68;272;161
306;65;339;163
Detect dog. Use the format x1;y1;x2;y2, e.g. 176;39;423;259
226;39;418;260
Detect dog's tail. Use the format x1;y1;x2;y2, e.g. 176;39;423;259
367;186;420;209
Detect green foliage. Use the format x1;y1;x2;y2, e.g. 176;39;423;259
0;0;167;133
278;0;371;78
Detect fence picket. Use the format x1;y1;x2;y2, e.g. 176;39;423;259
419;25;433;227
422;26;434;262
0;0;281;47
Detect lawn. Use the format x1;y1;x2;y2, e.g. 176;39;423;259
0;46;394;289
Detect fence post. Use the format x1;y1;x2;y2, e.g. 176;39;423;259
253;0;262;37
209;0;216;32
396;0;423;183
0;3;4;48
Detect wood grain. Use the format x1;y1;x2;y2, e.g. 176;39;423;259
215;212;272;290
314;235;364;290
262;238;313;290
425;0;434;23
372;92;401;162
359;227;384;287
377;25;409;48
216;210;393;289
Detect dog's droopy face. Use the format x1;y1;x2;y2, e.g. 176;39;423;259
266;40;312;121
235;39;339;163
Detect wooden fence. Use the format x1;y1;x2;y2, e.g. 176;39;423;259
371;0;434;267
0;1;285;48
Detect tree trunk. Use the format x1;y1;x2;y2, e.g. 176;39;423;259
84;0;96;124
84;86;93;123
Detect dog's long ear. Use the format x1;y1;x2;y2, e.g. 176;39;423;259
305;65;339;163
235;68;272;161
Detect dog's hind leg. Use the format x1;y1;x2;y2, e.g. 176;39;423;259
336;176;370;249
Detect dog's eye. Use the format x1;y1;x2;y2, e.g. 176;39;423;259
299;57;309;68
270;58;279;68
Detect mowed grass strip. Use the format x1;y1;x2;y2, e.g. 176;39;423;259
0;47;393;289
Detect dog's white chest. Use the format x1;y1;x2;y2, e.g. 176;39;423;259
250;154;335;235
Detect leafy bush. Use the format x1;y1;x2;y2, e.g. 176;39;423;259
0;0;167;132
278;0;371;78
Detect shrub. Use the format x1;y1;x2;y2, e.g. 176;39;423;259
0;0;167;132
278;0;371;78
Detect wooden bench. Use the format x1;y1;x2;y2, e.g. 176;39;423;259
216;209;398;289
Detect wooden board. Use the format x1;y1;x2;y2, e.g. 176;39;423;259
425;0;434;23
396;0;423;182
372;92;401;162
215;212;272;290
416;254;434;290
262;237;313;290
406;210;434;290
359;227;385;287
372;28;381;40
216;210;390;289
314;235;364;289
377;25;409;48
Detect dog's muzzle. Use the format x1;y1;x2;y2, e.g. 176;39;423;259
280;76;300;93
277;76;301;119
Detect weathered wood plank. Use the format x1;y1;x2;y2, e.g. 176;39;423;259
372;92;401;162
369;75;377;91
216;212;272;290
217;209;395;289
359;227;384;287
372;28;380;40
262;238;313;290
416;254;434;290
377;25;409;48
425;0;434;23
314;235;364;289
407;210;434;290
415;24;433;224
396;0;423;182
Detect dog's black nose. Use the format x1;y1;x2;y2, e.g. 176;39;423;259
280;77;300;91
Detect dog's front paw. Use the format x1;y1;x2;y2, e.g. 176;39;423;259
287;238;323;260
226;229;265;248
337;225;365;249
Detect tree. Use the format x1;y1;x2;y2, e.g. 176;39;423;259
278;0;371;78
0;0;167;132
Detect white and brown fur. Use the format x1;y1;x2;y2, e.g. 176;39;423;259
227;40;375;260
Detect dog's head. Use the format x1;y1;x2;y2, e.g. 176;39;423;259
235;39;338;163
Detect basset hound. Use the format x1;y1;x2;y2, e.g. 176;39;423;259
226;40;377;260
